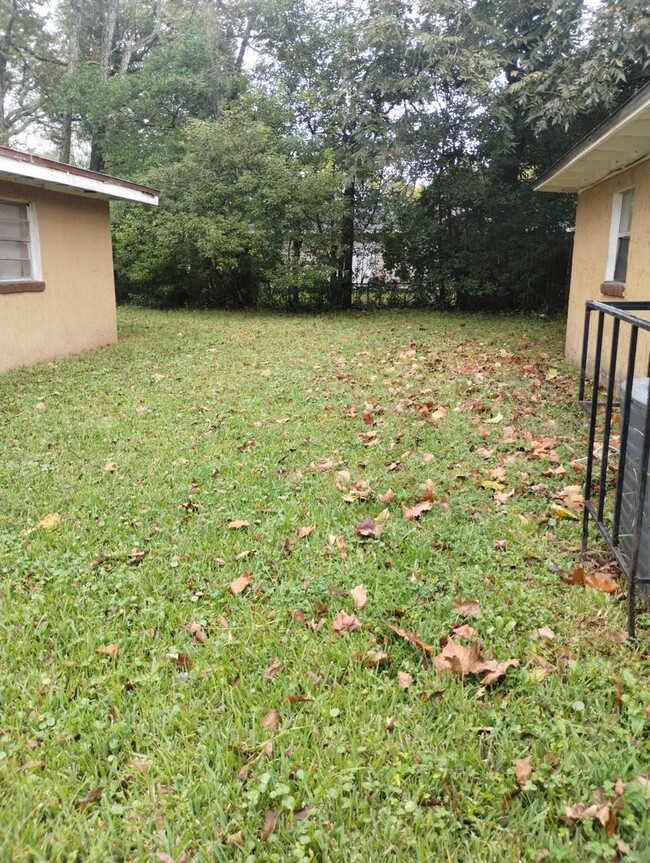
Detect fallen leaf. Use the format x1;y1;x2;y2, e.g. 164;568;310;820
285;694;312;703
533;626;556;641
167;651;192;670
186;621;206;644
481;658;520;686
294;803;315;820
38;512;61;530
259;368;271;378
493;538;508;551
228;519;250;530
584;571;618;593
226;831;244;846
364;649;389;666
262;808;278;840
451;623;476;639
332;609;361;634
379;489;394;504
261;709;281;732
355;517;384;538
75;786;103;811
298;525;315;538
563;566;584;585
452;599;481;617
350;584;368;610
385;622;434;652
263;657;282;681
96;644;119;658
434;638;519;685
549;504;579;521
402;500;433;520
397;671;413;690
155;853;175;863
103;461;117;472
515;756;532;789
230;573;252;596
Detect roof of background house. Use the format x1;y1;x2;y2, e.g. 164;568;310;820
0;146;159;205
535;81;650;194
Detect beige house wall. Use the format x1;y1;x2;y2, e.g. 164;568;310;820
566;159;650;387
0;179;117;373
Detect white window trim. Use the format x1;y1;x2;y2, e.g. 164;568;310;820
605;188;633;282
0;198;42;284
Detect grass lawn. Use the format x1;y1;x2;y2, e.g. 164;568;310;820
1;307;649;863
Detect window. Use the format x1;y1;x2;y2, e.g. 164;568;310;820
605;189;634;285
0;199;44;293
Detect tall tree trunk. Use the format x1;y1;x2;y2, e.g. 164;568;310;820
0;0;18;145
339;181;355;309
59;0;83;163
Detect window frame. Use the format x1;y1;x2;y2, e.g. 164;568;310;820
604;188;634;287
0;198;45;294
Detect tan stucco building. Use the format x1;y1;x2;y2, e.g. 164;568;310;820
536;85;650;383
0;147;158;373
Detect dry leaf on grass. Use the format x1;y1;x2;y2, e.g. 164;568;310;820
298;525;315;538
584;571;619;593
533;626;556;641
75;786;103;811
451;623;476;639
186;621;206;644
402;500;432;520
452;598;481;617
261;709;281;731
263;657;282;681
350;584;368;610
230;573;252;596
332;610;361;634
96;644;119;658
262;808;278;840
355;517;384;538
397;671;413;690
379;489;394;504
515;756;532;789
434;638;519;685
385;621;434;652
228;519;250;530
549;504;579;521
38;512;61;529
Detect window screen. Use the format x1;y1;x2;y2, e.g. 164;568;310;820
0;201;32;280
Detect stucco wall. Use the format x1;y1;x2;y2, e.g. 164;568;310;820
566;159;650;386
0;179;117;373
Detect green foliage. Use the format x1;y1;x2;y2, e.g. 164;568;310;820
114;104;344;308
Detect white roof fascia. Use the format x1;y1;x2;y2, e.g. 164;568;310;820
0;153;159;205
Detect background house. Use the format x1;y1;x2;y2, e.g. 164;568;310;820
535;83;650;383
0;147;158;374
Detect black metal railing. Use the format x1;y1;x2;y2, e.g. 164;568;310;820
580;300;650;636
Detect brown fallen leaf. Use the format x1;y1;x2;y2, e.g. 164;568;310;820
350;584;368;610
262;808;278;840
364;649;389;666
96;644;119;658
584;571;618;593
298;525;315;538
226;831;245;846
38;512;61;530
515;756;532;789
452;599;481;617
563;566;584;585
332;609;361;634
355;517;384;538
167;651;192;670
75;786;103;811
186;621;206;644
397;671;413;690
549;504;579;521
379;489;394;504
263;657;282;681
285;694;312;703
481;658;520;687
451;623;476;639
533;626;556;641
103;461;117;472
385;622;434;652
230;573;252;596
228;519;250;530
402;500;433;521
261;709;281;732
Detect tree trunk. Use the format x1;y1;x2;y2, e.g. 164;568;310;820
0;0;18;145
59;0;83;163
339;181;355;309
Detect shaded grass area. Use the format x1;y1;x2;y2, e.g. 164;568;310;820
0;307;648;862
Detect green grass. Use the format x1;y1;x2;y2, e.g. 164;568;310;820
0;307;648;863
